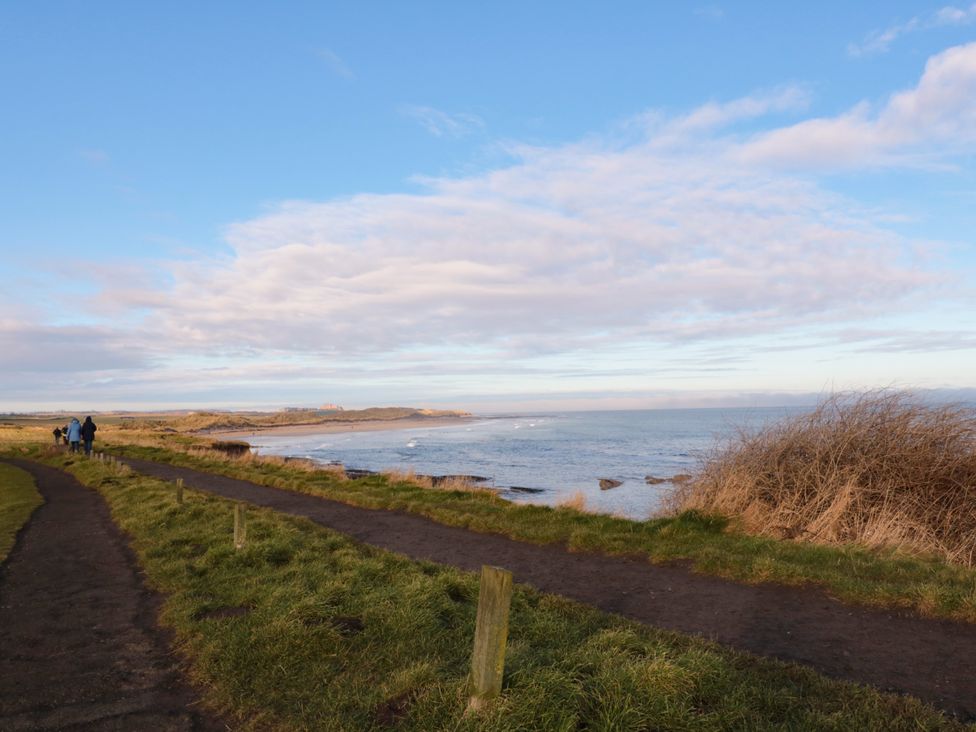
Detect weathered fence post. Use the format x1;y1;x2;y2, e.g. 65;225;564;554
176;478;184;505
468;565;513;710
233;503;246;549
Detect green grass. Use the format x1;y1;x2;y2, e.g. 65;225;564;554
0;461;43;563
28;450;971;730
103;442;976;624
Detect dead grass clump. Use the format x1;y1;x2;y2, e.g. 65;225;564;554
379;470;496;495
434;475;478;492
557;491;588;512
672;391;976;565
383;469;434;490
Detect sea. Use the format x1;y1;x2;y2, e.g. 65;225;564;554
251;407;805;520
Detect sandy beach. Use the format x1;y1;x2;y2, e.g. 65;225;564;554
206;416;475;441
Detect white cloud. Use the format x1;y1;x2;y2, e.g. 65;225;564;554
314;48;354;80
849;3;976;56
78;148;110;165
694;5;724;21
400;105;485;138
737;42;976;168
100;105;945;363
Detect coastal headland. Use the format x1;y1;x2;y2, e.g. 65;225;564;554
207;414;473;441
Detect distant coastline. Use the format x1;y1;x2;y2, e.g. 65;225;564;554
207;415;474;441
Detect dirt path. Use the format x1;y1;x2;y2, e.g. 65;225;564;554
0;460;225;731
118;455;976;721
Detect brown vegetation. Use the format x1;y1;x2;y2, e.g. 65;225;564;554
556;490;588;512
119;407;471;433
672;391;976;565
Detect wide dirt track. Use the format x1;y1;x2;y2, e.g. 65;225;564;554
116;455;976;721
0;460;224;731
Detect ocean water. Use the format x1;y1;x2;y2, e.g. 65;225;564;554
251;407;803;520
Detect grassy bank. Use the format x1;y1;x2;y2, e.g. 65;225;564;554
88;440;976;624
0;462;43;563
23;450;969;730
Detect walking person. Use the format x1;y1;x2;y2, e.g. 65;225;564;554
53;426;62;445
80;416;97;456
66;417;82;453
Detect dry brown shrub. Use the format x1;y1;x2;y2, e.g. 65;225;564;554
671;391;976;565
557;491;588;512
383;469;434;489
435;475;477;491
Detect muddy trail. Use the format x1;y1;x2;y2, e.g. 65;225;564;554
114;454;976;721
0;459;225;731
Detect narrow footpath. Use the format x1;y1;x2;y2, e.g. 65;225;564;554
0;460;225;731
121;455;976;721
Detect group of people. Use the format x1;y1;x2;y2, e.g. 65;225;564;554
53;416;98;455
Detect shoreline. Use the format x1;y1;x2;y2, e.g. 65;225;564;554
205;415;476;441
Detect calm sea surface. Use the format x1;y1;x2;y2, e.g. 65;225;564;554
252;407;804;520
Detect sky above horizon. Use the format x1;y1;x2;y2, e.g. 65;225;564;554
2;2;975;412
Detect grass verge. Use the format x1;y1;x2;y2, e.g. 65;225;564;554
0;461;43;563
98;441;976;624
25;450;972;730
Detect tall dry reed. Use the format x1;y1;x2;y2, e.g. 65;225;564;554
671;391;976;565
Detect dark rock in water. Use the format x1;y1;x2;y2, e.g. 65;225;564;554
671;474;693;484
344;468;376;480
645;475;667;485
430;474;492;486
508;485;545;494
599;478;622;490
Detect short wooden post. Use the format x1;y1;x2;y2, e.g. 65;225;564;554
468;565;513;710
233;503;246;549
176;478;184;505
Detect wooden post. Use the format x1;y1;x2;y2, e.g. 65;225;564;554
468;565;513;710
233;503;246;549
176;478;184;505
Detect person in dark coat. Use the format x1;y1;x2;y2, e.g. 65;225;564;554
53;426;62;445
80;416;97;456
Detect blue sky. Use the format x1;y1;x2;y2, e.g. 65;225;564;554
2;2;975;411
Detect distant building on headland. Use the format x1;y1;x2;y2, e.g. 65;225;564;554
281;404;343;412
281;404;342;412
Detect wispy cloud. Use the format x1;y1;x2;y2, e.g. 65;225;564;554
400;105;485;138
100;96;949;363
694;5;724;21
849;3;976;57
737;42;976;168
314;48;354;80
78;148;110;166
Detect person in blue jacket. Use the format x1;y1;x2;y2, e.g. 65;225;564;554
66;417;82;453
